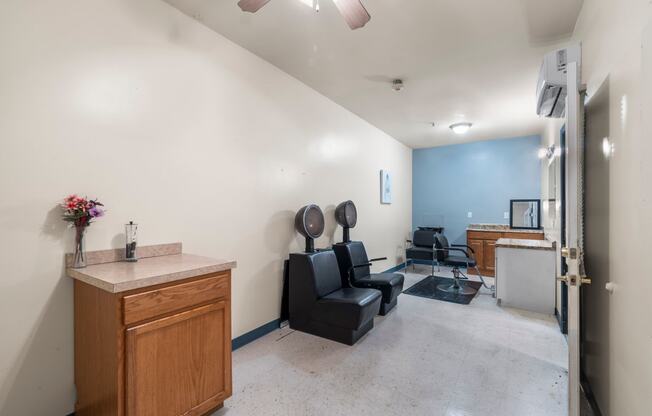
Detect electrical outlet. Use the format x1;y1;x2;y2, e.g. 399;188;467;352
504;212;510;219
467;212;472;218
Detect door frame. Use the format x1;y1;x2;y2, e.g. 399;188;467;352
558;125;568;334
564;60;584;416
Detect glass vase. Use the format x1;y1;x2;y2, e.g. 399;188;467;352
125;221;138;262
72;225;87;268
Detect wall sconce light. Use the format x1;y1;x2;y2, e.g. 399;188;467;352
538;145;558;160
602;137;614;159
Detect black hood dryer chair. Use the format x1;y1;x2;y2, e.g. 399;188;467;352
332;201;404;315
288;204;382;345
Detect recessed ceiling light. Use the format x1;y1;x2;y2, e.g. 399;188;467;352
449;122;472;135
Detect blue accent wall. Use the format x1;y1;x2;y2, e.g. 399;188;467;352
412;135;541;244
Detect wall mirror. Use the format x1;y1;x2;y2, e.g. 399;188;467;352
510;199;541;229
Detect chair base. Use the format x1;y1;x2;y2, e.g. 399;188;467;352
379;298;398;316
436;282;478;296
290;318;374;346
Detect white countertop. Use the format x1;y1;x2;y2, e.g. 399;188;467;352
66;243;236;293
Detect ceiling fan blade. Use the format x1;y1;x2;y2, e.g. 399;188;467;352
237;0;271;13
333;0;370;30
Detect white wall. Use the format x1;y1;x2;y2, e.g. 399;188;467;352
541;1;652;414
575;2;652;415
573;2;652;415
0;1;412;414
540;118;564;314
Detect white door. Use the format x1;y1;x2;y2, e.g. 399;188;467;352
563;60;588;416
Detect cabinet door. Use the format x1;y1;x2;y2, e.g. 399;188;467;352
468;239;484;275
126;301;231;416
483;240;496;275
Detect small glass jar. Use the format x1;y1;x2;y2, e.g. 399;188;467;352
125;221;138;262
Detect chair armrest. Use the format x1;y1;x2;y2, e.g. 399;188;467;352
433;246;470;257
347;263;372;287
368;257;387;263
452;244;474;254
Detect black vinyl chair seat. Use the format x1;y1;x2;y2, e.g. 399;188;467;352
312;288;381;330
354;273;404;302
444;255;476;268
333;241;404;315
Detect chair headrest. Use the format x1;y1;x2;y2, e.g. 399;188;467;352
413;229;438;247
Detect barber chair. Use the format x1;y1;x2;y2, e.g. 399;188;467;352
331;201;404;315
288;204;382;345
433;233;494;296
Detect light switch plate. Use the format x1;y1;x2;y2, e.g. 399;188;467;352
467;212;472;218
504;212;510;219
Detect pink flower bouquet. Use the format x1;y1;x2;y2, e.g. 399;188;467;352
61;195;105;227
61;194;105;268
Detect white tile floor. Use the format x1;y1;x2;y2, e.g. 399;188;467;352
214;265;568;416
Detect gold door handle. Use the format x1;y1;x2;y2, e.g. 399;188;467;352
557;275;592;286
561;247;578;259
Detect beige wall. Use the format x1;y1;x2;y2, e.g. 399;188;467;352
541;1;652;414
0;1;412;414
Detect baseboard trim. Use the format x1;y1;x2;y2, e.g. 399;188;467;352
382;262;409;273
232;318;281;351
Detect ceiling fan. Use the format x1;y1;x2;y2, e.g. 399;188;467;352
237;0;371;30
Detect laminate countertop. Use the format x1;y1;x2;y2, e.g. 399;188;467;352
495;238;556;251
66;243;236;293
467;224;544;234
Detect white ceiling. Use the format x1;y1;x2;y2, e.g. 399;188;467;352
164;0;583;148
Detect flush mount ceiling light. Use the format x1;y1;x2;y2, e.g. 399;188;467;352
238;0;371;30
449;122;472;135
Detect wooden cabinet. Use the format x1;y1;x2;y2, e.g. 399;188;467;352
468;239;484;271
483;240;496;275
74;271;232;416
467;230;543;277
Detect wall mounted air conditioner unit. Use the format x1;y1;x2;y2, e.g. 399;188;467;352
536;45;581;118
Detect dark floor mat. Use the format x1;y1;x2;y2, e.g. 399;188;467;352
403;276;482;305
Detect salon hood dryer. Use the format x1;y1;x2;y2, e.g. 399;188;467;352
335;200;357;243
295;204;325;253
332;201;404;315
286;203;381;345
